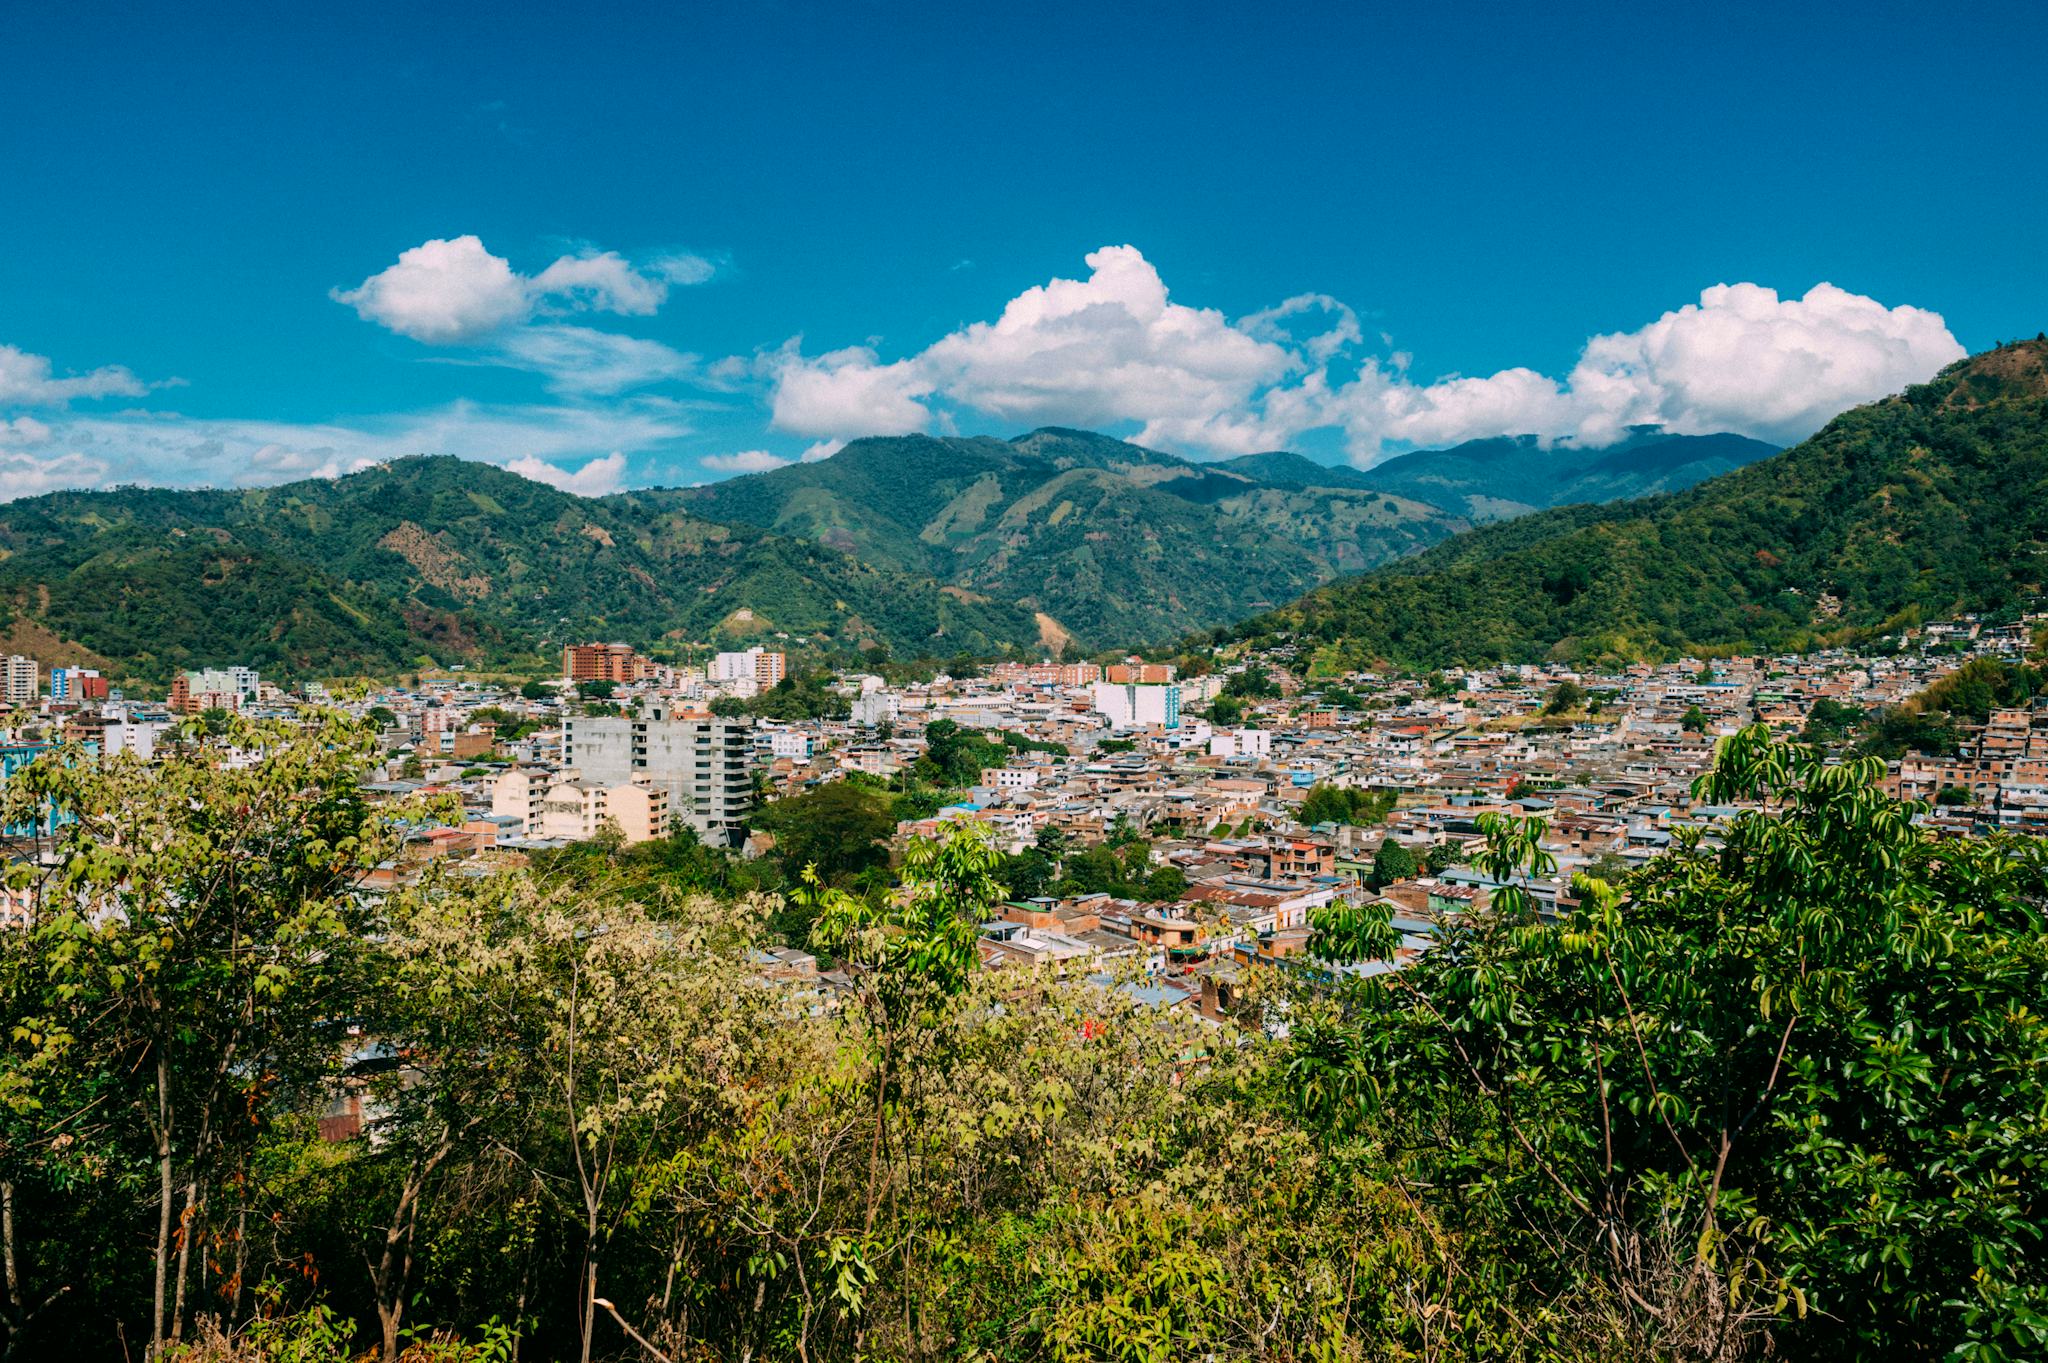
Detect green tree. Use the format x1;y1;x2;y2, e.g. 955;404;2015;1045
1299;727;2048;1360
0;713;420;1360
750;781;895;884
1681;704;1709;733
1368;839;1418;889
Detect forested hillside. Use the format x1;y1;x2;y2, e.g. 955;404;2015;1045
0;457;1039;682
668;428;1463;643
1246;339;2048;668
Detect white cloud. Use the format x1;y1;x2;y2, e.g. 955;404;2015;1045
767;343;932;438
763;248;1965;461
0;399;692;501
333;236;532;343
0;343;152;406
333;235;714;344
504;450;628;496
486;325;699;395
701;449;793;474
0;450;112;501
799;439;844;463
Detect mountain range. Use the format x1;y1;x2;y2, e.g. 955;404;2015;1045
0;410;1785;684
1246;338;2048;668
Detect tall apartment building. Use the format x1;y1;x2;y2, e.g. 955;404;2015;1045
563;642;657;684
563;700;754;844
2;656;38;707
49;667;108;703
1091;681;1182;731
710;647;786;689
1105;662;1176;685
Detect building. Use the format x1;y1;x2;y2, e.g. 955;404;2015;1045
170;666;259;714
563;643;658;685
1105;662;1176;685
1091;682;1181;731
535;778;669;843
563;702;755;843
2;656;37;707
49;667;108;703
851;688;900;727
711;648;787;689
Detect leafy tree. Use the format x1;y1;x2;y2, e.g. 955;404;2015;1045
1681;704;1709;733
750;781;895;885
0;713;423;1360
519;680;553;701
577;679;616;701
1368;839;1418;888
1543;680;1585;715
1223;664;1278;700
1297;727;2048;1360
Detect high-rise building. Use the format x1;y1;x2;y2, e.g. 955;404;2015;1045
563;643;657;684
2;656;38;707
711;647;786;689
1091;682;1181;731
563;700;754;844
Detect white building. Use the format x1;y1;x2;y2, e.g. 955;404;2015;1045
711;648;787;689
563;701;755;844
1208;728;1272;759
2;656;37;707
1091;682;1181;731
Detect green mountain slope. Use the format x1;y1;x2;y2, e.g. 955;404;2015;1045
0;457;1038;681
1244;340;2048;668
674;429;1468;644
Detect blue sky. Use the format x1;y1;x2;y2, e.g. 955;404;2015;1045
2;0;2043;497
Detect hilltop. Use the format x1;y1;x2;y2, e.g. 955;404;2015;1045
1244;338;2048;668
0;457;1038;681
672;425;1767;646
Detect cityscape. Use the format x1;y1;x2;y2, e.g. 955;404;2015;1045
5;4;2047;1362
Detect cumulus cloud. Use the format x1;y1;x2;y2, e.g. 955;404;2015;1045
701;449;793;474
0;343;153;406
504;450;628;496
768;343;932;438
334;235;715;344
761;247;1964;461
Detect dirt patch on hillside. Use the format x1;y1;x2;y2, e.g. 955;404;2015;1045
379;522;491;600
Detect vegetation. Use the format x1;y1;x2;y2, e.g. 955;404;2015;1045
0;456;1042;685
5;720;2046;1361
1299;782;1396;827
1246;340;2048;668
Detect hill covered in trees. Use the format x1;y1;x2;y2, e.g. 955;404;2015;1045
1244;339;2048;669
671;426;1768;647
0;456;1039;682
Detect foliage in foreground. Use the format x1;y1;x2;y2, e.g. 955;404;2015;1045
2;719;2045;1361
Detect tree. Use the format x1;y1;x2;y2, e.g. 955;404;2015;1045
750;781;895;884
1543;680;1585;715
0;713;419;1360
1681;704;1709;733
577;679;616;701
1207;694;1245;727
1223;665;1278;700
1368;839;1417;889
1298;726;2048;1359
520;680;554;701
